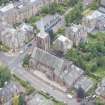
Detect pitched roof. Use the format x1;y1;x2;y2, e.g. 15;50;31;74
100;0;105;7
31;47;64;75
0;81;24;102
74;76;93;92
96;78;105;96
27;93;54;105
31;47;84;87
60;65;84;86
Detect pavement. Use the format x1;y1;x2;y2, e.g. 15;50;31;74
0;43;80;105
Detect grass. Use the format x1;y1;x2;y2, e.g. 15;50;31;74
38;91;66;105
94;67;105;77
54;101;66;105
0;42;10;52
95;97;105;105
28;15;41;26
82;8;93;16
65;32;105;82
13;74;35;95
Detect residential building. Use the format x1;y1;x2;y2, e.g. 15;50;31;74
96;16;105;30
100;0;105;7
17;23;34;43
83;0;93;8
55;0;65;4
53;35;73;54
0;23;18;49
82;10;105;32
0;0;54;25
95;78;105;99
0;0;66;25
0;22;34;49
74;76;93;92
81;99;96;105
99;0;105;13
36;32;50;51
0;81;24;104
65;24;87;46
35;13;64;33
27;93;54;105
30;47;84;90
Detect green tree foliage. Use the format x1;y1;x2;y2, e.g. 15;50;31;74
77;87;85;99
67;0;79;7
90;0;100;10
0;0;15;6
22;54;31;68
65;32;105;79
0;0;9;5
41;3;65;15
57;27;65;35
48;30;57;44
12;95;19;105
19;94;25;105
65;1;83;26
0;65;11;88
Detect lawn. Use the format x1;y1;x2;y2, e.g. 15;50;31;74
13;74;35;95
28;15;41;26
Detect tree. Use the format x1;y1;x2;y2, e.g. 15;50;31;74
90;0;100;10
19;94;25;105
68;0;78;7
65;0;83;26
22;54;31;68
77;87;85;99
48;29;57;44
41;6;49;15
41;3;65;15
57;27;65;35
0;65;11;88
12;95;19;105
96;57;105;67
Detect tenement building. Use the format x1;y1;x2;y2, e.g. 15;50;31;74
36;32;50;51
99;0;105;13
0;0;65;25
30;47;84;90
0;0;54;25
82;10;105;32
0;21;34;49
35;13;64;33
53;35;73;54
65;24;87;46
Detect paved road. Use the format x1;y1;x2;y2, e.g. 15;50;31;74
0;51;80;105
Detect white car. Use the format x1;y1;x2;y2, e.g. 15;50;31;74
19;50;24;54
67;94;72;99
41;89;47;93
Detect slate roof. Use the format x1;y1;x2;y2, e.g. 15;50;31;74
0;81;24;103
99;6;105;13
74;76;93;92
100;0;105;7
35;13;61;32
31;47;84;87
31;47;64;76
0;0;46;17
27;93;54;105
60;65;84;87
83;0;93;6
53;35;73;53
96;78;105;96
